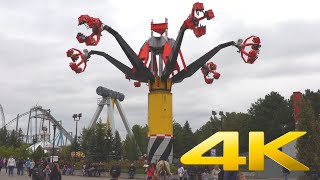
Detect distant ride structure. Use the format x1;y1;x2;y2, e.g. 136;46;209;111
90;86;141;154
66;2;261;162
0;104;5;128
1;106;72;147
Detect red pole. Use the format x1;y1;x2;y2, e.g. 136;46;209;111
293;91;303;125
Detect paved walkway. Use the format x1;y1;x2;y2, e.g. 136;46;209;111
0;169;299;180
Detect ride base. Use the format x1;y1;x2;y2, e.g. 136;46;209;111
148;77;173;163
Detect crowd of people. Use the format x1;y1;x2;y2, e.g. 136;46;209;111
0;156;35;177
144;161;247;180
1;155;249;180
61;164;74;175
177;164;248;180
0;156;61;180
177;165;222;180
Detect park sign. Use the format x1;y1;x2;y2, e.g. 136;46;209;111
181;131;309;171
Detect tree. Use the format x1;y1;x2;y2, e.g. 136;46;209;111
222;112;250;153
132;124;148;155
80;122;115;162
70;135;80;154
8;130;18;148
112;130;122;160
60;145;72;161
105;126;114;161
122;135;138;161
173;121;183;159
80;128;91;158
248;91;291;143
179;121;196;156
34;146;44;161
0;144;31;159
296;98;320;172
194;116;221;144
0;127;8;146
303;89;320;119
17;128;24;146
193;117;222;156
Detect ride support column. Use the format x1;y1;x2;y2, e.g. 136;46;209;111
147;77;173;163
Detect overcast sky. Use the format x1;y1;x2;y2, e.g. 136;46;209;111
1;0;319;141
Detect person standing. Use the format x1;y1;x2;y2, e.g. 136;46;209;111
0;157;3;174
187;166;197;180
178;165;185;180
16;158;20;175
29;159;35;177
110;165;121;180
223;171;238;180
282;167;290;180
147;163;155;180
7;156;16;176
154;160;173;180
26;158;31;176
4;158;8;174
43;164;51;180
212;165;221;180
202;169;210;180
18;158;25;176
237;172;246;180
198;166;203;180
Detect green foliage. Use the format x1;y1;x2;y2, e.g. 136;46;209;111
296;98;320;171
303;89;320;117
112;130;122;160
33;146;43;161
0;128;25;148
194;116;221;144
223;112;250;153
59;145;72;161
0;127;9;146
80;122;115;162
181;121;196;155
122;134;138;161
194;117;222;156
0;144;32;159
0;127;30;159
248;91;291;143
173;121;183;159
132;124;148;155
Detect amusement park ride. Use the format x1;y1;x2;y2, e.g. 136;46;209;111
66;2;261;162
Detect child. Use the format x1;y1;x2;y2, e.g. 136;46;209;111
202;169;209;180
43;164;51;180
237;172;246;180
147;163;155;180
178;165;184;180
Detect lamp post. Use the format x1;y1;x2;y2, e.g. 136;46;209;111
105;136;111;162
212;110;225;156
73;113;82;162
42;127;47;158
219;111;225;130
78;136;81;160
211;110;225;130
212;111;217;119
52;124;57;163
33;135;37;155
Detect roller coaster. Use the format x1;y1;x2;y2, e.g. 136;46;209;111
0;104;5;128
0;87;138;150
0;105;72;146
